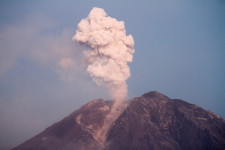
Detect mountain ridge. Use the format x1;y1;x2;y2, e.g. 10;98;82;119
13;91;225;150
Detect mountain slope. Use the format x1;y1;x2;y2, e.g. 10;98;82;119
13;91;225;150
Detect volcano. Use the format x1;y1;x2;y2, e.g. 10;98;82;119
12;91;225;150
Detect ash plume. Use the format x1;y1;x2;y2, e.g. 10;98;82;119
73;7;135;146
73;7;134;102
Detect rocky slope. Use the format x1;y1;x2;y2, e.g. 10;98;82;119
12;91;225;150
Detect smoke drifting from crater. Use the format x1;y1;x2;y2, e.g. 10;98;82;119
73;7;135;103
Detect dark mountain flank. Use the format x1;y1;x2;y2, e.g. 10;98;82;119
13;91;225;150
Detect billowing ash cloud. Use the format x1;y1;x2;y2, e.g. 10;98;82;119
73;7;135;102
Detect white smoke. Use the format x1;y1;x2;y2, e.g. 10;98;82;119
73;7;135;146
73;7;135;103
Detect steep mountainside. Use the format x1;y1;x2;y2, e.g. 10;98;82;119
13;91;225;150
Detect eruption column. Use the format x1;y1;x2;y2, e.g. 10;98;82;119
73;7;135;146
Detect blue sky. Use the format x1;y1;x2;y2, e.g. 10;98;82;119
0;0;225;149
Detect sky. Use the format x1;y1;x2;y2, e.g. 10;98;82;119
0;0;225;149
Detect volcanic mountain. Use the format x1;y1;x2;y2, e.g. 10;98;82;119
13;91;225;150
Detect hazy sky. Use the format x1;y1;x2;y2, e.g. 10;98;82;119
0;0;225;149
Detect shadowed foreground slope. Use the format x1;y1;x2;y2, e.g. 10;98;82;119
13;91;225;150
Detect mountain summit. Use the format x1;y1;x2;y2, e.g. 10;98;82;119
13;91;225;150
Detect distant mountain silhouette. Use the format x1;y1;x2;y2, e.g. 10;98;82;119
13;91;225;150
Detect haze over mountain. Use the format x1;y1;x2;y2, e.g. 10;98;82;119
13;91;225;150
